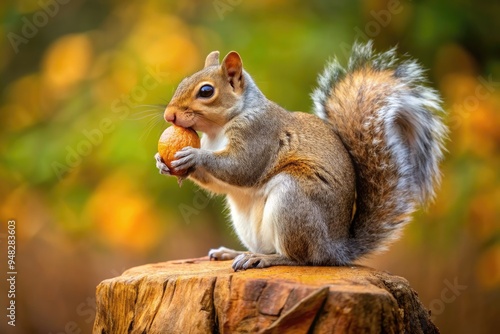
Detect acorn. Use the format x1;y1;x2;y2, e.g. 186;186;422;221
158;125;200;176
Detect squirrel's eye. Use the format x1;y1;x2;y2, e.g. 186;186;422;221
198;84;214;98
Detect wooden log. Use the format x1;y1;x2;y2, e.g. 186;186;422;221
93;257;438;333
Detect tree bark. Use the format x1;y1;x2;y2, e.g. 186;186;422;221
93;257;438;333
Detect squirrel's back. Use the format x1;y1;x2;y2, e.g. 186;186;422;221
312;42;447;260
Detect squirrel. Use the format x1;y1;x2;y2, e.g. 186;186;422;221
154;41;447;271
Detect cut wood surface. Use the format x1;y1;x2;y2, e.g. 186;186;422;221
93;257;438;334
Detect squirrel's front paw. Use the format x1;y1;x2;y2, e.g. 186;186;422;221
171;146;201;173
155;153;171;175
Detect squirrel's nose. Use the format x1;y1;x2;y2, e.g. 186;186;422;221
164;108;176;124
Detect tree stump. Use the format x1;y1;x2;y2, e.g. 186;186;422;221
93;257;438;333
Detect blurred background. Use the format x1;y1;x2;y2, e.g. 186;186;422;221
0;0;499;332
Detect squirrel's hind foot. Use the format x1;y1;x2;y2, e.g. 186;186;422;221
231;253;298;271
208;246;245;261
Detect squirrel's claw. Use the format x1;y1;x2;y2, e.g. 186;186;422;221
171;146;199;172
155;153;171;175
232;253;299;271
232;253;269;271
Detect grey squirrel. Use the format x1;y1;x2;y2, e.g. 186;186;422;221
154;41;447;271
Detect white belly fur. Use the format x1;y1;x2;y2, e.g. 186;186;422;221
226;174;294;254
226;187;275;254
196;131;288;254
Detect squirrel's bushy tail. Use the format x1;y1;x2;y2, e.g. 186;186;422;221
312;41;447;260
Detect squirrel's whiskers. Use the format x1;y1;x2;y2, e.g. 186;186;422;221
130;105;166;141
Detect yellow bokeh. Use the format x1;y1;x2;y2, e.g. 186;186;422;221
468;188;500;243
435;43;478;80
84;171;164;253
41;33;93;99
3;74;44;130
0;185;47;241
126;13;200;79
90;51;141;104
476;244;500;289
244;0;291;10
442;73;500;158
14;0;41;14
440;73;476;104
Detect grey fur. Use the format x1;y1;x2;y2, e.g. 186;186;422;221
312;41;447;258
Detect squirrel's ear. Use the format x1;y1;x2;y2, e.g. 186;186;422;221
204;51;220;68
222;51;244;92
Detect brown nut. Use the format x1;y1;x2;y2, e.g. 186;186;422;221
158;125;200;176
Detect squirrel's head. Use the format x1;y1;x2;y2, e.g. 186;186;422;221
164;50;245;134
